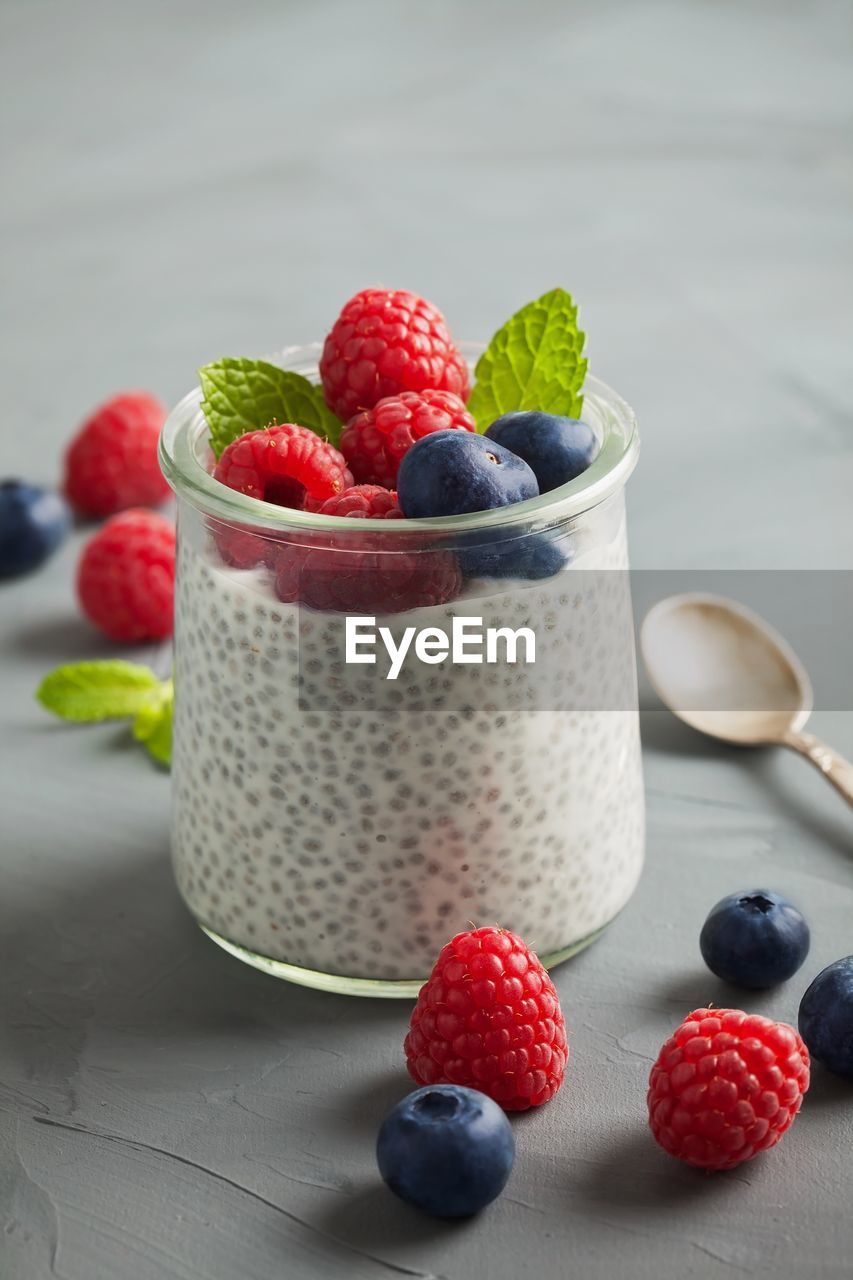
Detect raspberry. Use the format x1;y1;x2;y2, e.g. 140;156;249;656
274;532;460;614
404;926;568;1111
211;521;282;571
213;425;353;512
320;288;470;421
76;509;175;642
647;1007;810;1171
275;482;462;612
64;391;169;517
340;390;476;487
315;484;402;519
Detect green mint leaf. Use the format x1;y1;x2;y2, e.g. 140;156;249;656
37;661;161;722
200;357;342;457
132;680;173;767
468;288;588;432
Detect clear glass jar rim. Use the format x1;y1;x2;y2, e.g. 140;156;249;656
159;342;640;534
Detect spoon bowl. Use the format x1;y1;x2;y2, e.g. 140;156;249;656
640;593;852;806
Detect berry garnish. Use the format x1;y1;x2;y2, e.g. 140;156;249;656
397;432;538;519
315;484;402;519
700;890;810;989
213;424;353;511
798;956;853;1079
485;411;597;493
76;509;176;642
405;926;567;1111
458;530;568;582
319;288;470;421
376;1085;514;1219
340;390;475;487
210;521;282;572
64;391;169;516
647;1007;810;1170
274;482;460;613
275;534;459;615
0;480;70;578
220;483;399;586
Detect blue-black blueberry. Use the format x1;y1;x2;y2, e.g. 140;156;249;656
376;1084;515;1218
798;956;853;1079
0;480;71;578
699;889;810;989
485;411;597;493
397;431;538;519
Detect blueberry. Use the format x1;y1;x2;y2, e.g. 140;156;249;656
485;411;598;493
397;431;538;519
798;957;853;1079
458;531;569;581
0;480;71;578
699;889;810;988
376;1085;514;1218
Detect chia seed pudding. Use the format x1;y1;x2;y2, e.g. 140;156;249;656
161;348;645;993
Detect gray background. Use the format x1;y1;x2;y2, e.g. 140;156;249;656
2;1;852;1277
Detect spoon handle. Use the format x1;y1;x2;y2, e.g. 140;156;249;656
782;730;853;808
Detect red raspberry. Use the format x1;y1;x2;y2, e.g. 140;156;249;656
275;531;459;615
213;424;353;511
320;288;470;421
76;509;175;642
647;1007;810;1171
340;390;476;487
404;926;568;1111
274;483;461;612
210;427;354;571
64;391;169;517
210;521;282;571
315;484;402;519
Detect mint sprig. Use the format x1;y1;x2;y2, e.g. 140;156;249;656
36;661;173;767
200;357;342;457
468;288;587;432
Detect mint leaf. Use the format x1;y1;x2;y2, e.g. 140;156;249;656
132;680;173;767
37;661;160;722
468;288;587;432
37;661;173;769
200;357;342;457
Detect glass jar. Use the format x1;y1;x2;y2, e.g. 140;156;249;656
159;344;643;996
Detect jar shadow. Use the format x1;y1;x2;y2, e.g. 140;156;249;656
1;844;412;1093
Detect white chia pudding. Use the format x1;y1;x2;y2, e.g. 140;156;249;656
170;498;645;982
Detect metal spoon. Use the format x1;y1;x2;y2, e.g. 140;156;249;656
640;592;853;807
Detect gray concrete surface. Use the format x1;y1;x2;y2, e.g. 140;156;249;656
1;1;852;1277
